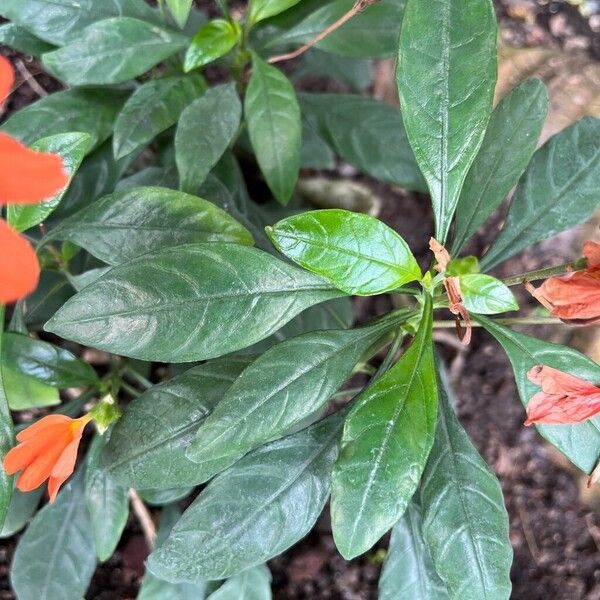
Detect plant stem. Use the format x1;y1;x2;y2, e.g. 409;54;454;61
120;382;142;398
128;489;157;550
124;366;153;390
502;259;586;287
433;316;568;329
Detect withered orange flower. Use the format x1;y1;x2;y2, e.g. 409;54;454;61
525;365;600;426
526;241;600;325
429;237;472;345
0;55;69;304
3;414;92;502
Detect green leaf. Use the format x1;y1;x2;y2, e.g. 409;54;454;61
166;0;194;28
46;186;254;266
3;332;97;388
45;243;341;362
185;312;409;479
451;80;549;255
0;23;55;55
419;362;512;600
3;365;59;410
0;487;43;539
396;0;497;243
447;256;479;276
480;117;600;271
299;93;425;192
208;564;272;600
11;471;97;600
476;316;600;475
379;502;449;600
147;410;343;581
0;0;160;45
331;296;437;559
7;132;90;233
459;275;518;315
42;17;188;86
1;88;126;149
23;271;74;332
0;308;14;529
264;0;406;58
267;209;421;295
113;74;206;159
139;487;193;506
184;19;241;72
245;54;301;205
176;83;242;194
85;435;129;561
250;0;302;25
102;357;253;489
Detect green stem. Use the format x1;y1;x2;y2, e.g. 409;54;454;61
332;387;364;399
121;382;142;398
56;387;99;418
433;316;567;329
124;366;153;390
502;259;586;287
372;328;404;381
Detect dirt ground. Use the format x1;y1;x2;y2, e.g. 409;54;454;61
1;1;600;599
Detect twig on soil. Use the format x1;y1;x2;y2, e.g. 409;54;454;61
128;489;157;550
14;58;48;98
433;316;569;328
516;496;541;564
267;0;380;64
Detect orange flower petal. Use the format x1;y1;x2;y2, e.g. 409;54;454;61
15;414;72;442
3;440;44;475
0;132;69;204
0;219;40;304
0;56;14;108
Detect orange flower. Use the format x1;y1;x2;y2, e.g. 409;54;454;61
429;237;472;345
3;414;92;502
0;55;69;304
526;241;600;325
525;365;600;426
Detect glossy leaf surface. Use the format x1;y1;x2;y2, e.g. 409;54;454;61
0;311;13;529
250;0;302;25
267;209;421;295
184;19;241;71
3;364;59;410
459;274;518;315
0;23;55;55
397;0;497;242
208;564;272;600
0;487;43;539
166;0;194;28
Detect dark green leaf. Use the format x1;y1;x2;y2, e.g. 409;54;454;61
43;18;188;86
299;93;425;191
3;365;59;410
102;357;253;489
419;362;512;600
3;332;97;388
1;88;126;149
459;275;518;315
68;267;111;292
267;209;421;295
379;502;449;600
113;74;206;159
11;472;96;600
331;297;437;559
0;311;14;529
23;271;74;331
249;0;302;25
0;23;55;55
477;316;600;475
451;80;548;255
147;411;343;581
0;0;160;45
167;0;194;28
246;54;301;204
45;243;341;362
300;120;335;169
0;487;43;539
46;186;254;265
184;19;241;71
186;312;408;478
397;0;497;243
208;564;272;600
481;117;600;270
139;487;193;506
176;83;242;193
7;132;90;232
85;435;129;561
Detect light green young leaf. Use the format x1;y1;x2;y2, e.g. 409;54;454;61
0;23;55;55
184;19;241;71
7;132;90;232
267;209;421;295
147;411;344;582
246;54;301;204
46;186;254;265
379;502;449;600
419;361;512;600
331;297;437;559
185;312;410;478
3;365;59;410
45;243;341;362
208;564;272;600
167;0;194;28
85;435;129;561
481;117;600;271
113;74;206;159
459;274;518;315
249;0;302;25
397;0;497;243
11;472;96;600
102;357;252;489
42;17;188;86
451;80;549;255
176;83;242;193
